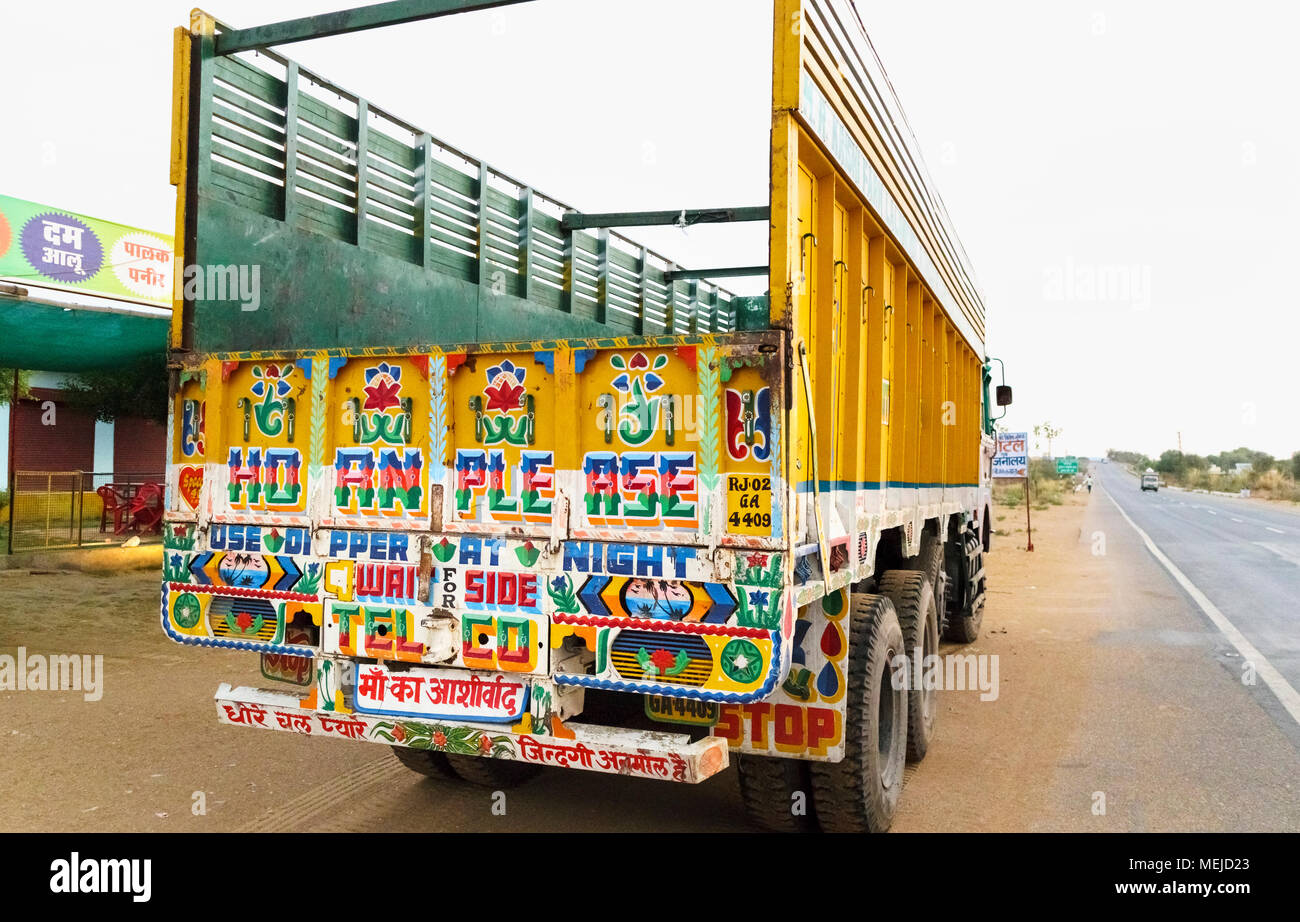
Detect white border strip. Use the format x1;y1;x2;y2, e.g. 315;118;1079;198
1105;489;1300;728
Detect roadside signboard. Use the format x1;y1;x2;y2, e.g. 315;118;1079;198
992;431;1028;478
0;194;173;306
1056;457;1078;475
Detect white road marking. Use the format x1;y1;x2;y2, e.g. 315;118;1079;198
1105;491;1300;730
1255;543;1300;568
1232;518;1244;523
1266;526;1286;534
1206;509;1217;516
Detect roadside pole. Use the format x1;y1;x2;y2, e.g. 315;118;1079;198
1025;472;1034;551
6;367;17;555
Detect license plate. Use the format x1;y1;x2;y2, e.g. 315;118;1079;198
644;694;719;727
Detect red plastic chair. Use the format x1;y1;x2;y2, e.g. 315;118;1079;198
128;482;164;534
97;485;128;534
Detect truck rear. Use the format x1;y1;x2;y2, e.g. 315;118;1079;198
162;0;1001;831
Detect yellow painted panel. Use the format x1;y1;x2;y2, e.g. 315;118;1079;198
219;360;311;516
449;351;557;531
574;346;702;533
327;356;431;523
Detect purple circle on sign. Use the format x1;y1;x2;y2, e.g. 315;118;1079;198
21;212;103;283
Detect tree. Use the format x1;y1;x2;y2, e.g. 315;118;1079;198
60;353;168;425
1155;450;1187;475
0;368;31;405
1034;422;1063;459
1292;452;1300;481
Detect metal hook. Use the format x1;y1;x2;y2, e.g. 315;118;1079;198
799;232;817;289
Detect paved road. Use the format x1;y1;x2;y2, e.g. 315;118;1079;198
1096;462;1300;712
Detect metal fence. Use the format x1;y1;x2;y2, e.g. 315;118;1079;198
5;470;165;553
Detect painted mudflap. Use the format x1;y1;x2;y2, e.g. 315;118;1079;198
214;683;730;784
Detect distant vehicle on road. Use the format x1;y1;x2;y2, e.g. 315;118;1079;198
1102;457;1109;464
1141;469;1160;492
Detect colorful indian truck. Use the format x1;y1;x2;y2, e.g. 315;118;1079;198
162;0;1004;832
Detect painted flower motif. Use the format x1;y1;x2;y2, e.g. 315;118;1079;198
168;554;182;570
392;724;405;743
611;373;631;393
483;360;526;412
432;731;448;748
550;576;569;594
251;364;292;398
745;552;769;569
748;590;770;609
629;352;650;370
364;362;401;385
649;649;677;673
363;365;402;411
478;734;492;754
235;611;254;632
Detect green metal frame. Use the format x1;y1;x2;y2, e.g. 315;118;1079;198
184;21;755;353
215;0;535;55
665;266;770;282
560;206;770;231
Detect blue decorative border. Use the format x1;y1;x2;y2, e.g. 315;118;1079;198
158;584;316;658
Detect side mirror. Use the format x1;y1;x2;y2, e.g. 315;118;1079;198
996;385;1013;407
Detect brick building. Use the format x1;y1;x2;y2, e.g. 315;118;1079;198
1;371;165;485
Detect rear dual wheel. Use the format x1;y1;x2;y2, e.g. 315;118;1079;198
735;593;908;833
879;570;939;763
808;593;908;833
391;747;539;787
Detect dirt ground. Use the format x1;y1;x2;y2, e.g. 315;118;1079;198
1;492;1295;832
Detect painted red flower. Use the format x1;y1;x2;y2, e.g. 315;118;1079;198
484;379;524;412
392;724;405;742
478;734;492;753
433;731;448;748
745;552;769;569
235;611;254;632
629;351;649;369
650;649;676;673
363;377;401;411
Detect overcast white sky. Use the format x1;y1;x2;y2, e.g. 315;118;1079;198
2;0;1296;460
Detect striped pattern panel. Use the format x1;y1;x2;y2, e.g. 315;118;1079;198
610;631;714;688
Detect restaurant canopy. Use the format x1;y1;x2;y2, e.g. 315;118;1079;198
0;288;168;372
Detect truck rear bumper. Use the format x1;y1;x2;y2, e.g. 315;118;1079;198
214;682;730;784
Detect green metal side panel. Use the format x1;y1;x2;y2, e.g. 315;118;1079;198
192;200;613;352
185;39;746;353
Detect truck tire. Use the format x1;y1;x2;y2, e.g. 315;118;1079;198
736;754;817;832
445;753;540;788
943;528;984;644
878;570;938;762
908;532;946;628
390;746;457;779
808;593;907;833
